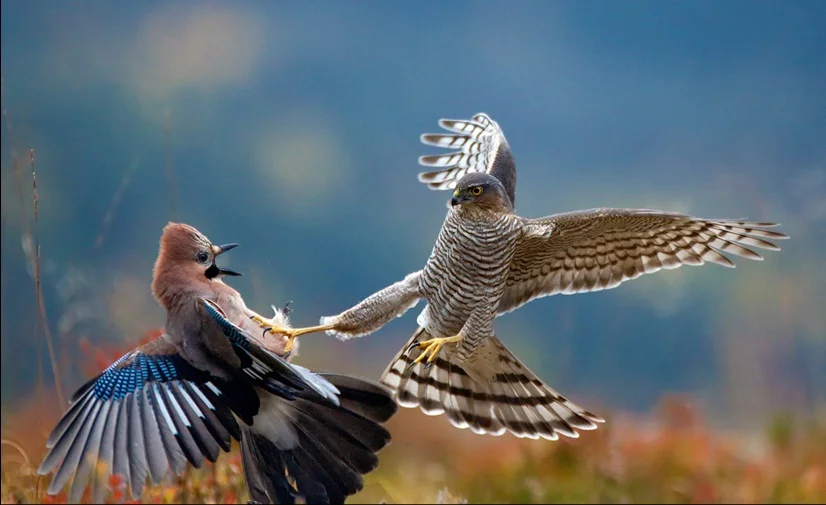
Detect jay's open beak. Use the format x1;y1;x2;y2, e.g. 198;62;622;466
207;243;242;277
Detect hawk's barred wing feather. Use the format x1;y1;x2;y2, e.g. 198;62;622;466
418;113;517;205
500;208;788;314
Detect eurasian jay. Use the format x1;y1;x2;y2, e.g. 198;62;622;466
37;222;397;504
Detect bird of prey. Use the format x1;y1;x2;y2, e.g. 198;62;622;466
38;223;397;504
267;113;788;441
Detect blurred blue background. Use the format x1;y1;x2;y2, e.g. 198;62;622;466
2;0;824;433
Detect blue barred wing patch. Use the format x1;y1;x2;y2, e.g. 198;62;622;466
93;353;185;401
38;333;248;503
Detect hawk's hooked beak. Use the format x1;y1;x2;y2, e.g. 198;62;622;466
207;243;242;278
450;189;464;207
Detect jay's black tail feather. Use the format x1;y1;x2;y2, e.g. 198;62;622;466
241;373;397;504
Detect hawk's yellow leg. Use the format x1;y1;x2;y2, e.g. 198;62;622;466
409;335;462;366
249;314;335;353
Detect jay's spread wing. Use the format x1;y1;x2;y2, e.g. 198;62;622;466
37;333;259;502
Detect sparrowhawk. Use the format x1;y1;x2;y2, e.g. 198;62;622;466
263;113;788;440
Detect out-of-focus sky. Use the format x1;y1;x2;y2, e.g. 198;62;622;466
2;1;824;431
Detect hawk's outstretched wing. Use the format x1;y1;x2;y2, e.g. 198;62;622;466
499;208;788;314
418;113;517;205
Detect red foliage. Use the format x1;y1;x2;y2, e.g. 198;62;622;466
41;491;66;504
77;328;165;378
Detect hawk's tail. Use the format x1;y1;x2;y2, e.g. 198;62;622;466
380;327;605;440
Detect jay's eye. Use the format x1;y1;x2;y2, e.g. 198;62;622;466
196;251;210;264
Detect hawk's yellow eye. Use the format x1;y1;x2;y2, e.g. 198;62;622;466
470;186;483;196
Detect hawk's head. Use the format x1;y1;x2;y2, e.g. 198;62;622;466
449;173;513;213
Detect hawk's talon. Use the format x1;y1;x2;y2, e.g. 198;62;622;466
250;313;334;355
407;335;462;367
406;340;423;370
282;300;294;316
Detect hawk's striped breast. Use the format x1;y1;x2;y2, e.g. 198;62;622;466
418;208;522;338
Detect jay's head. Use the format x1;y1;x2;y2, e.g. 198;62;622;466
152;222;241;304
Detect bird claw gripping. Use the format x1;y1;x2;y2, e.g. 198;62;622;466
249;313;299;353
249;311;336;355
